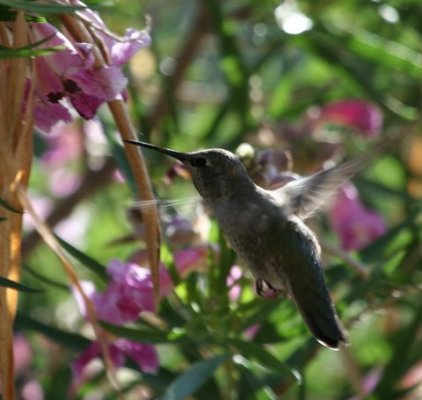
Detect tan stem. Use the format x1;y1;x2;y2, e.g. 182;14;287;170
60;13;161;304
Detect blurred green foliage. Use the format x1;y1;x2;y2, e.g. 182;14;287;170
3;0;421;399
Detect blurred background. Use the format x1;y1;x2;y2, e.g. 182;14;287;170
13;0;422;399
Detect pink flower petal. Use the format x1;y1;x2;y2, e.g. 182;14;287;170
32;23;88;74
13;335;33;374
174;246;208;273
109;29;151;66
72;339;158;383
70;3;151;66
227;265;243;301
329;184;387;251
34;57;64;95
91;260;155;324
71;341;101;380
68;66;127;101
34;97;72;133
68;90;103;119
115;339;159;374
41;124;83;166
21;379;44;400
320;99;383;136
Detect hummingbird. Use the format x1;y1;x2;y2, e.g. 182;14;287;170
126;139;367;349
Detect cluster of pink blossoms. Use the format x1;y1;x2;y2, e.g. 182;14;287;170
30;2;150;133
72;247;209;382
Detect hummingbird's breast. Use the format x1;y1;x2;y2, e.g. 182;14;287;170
209;189;292;289
209;184;324;297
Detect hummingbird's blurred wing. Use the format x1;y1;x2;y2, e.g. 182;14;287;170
272;157;365;219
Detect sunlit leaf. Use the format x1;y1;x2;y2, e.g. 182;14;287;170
226;338;300;382
161;354;228;400
340;27;422;79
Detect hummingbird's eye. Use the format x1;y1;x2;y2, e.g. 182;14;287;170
189;157;207;168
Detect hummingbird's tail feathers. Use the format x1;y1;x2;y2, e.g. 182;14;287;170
296;300;349;350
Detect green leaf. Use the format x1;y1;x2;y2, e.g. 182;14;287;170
0;35;65;59
341;27;422;79
55;235;108;281
24;264;68;291
101;322;186;344
226;338;300;383
0;276;42;293
359;218;413;263
161;354;228;400
0;216;6;222
372;306;422;398
15;314;90;350
0;0;86;14
0;197;23;214
0;45;63;59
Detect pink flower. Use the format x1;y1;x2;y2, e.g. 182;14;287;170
72;339;158;382
319;99;383;137
72;249;207;382
76;248;208;326
329;184;387;251
30;14;150;132
91;260;155;324
165;215;196;246
21;380;44;400
40;124;83;166
73;1;150;66
226;265;243;301
13;334;33;374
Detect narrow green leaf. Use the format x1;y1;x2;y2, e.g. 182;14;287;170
15;314;90;350
344;28;422;78
55;235;108;281
0;276;42;293
0;35;65;59
0;197;23;214
0;0;85;14
101;322;186;344
24;264;68;291
359;218;413;263
161;354;228;400
0;46;62;58
226;338;300;383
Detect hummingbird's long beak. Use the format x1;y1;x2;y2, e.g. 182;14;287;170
125;140;190;162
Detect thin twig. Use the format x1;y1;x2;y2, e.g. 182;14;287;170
17;185;122;397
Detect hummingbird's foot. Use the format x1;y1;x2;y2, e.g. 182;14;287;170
256;279;284;300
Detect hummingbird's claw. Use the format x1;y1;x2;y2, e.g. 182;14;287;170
256;279;284;300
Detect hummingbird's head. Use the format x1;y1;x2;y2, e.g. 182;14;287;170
126;140;252;199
